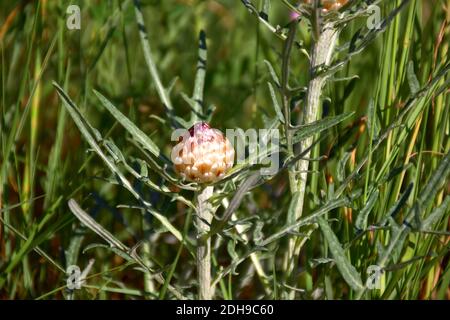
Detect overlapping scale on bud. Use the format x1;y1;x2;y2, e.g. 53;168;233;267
172;122;235;183
303;0;349;12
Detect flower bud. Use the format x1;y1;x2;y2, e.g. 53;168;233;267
303;0;349;13
172;122;234;183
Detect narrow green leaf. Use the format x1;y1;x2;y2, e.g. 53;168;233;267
416;150;450;213
267;82;285;124
407;61;420;94
378;151;450;267
422;196;450;230
291;112;354;144
207;172;261;240
65;225;85;268
93;89;167;163
264;60;280;87
133;0;173;111
54;83;186;247
260;197;350;246
68;199;129;252
380;183;414;226
317;217;364;291
190;29;207;123
367;99;380;137
337;151;352;182
355;189;379;231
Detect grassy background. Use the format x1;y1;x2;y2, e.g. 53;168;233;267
0;0;449;299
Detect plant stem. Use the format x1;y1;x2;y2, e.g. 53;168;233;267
282;23;298;193
296;22;339;217
196;185;214;299
285;22;339;294
142;236;155;297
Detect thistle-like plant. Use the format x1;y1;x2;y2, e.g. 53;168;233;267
51;0;450;300
242;0;449;298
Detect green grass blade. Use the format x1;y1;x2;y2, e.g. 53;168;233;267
317;217;364;292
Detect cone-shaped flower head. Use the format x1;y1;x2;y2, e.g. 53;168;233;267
172;122;235;183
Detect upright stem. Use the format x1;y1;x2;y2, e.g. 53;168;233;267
282;23;298;193
285;22;339;293
296;22;339;217
196;185;214;300
142;237;155;297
